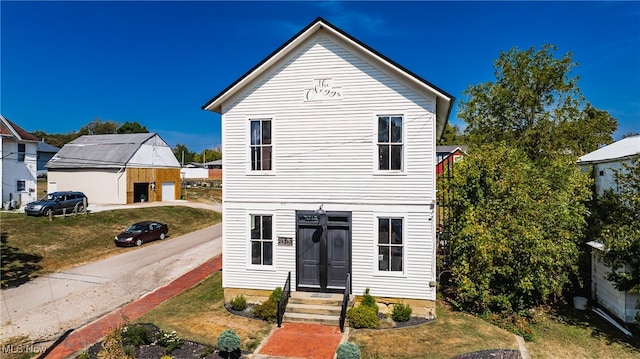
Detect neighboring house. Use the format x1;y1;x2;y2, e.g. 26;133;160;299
181;160;222;180
436;145;467;176
0;115;39;209
47;133;181;204
36;140;60;177
578;135;640;323
202;17;454;317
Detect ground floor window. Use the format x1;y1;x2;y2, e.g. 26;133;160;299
17;180;26;191
378;217;403;272
251;214;273;265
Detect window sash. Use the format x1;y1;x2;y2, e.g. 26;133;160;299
250;120;272;171
18;143;26;162
377;217;403;272
250;214;273;265
377;116;402;171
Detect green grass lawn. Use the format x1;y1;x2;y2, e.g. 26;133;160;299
137;271;640;359
0;207;221;288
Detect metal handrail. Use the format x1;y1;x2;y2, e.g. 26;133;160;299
339;273;351;332
277;271;291;327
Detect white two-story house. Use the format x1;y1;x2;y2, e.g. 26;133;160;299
202;17;454;317
1;115;39;209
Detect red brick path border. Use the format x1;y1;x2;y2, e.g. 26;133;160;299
45;255;222;359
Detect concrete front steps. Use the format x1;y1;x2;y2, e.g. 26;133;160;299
283;292;346;326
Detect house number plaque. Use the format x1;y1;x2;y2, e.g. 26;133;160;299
278;237;293;246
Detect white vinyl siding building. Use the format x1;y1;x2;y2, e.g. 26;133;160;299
0;115;39;209
203;18;454;316
579;135;640;323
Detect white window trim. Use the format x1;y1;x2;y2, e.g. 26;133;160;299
373;112;407;175
246;211;277;271
373;212;407;278
246;116;276;176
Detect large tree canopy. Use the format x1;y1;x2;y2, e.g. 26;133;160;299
458;44;617;161
447;44;616;316
448;144;590;313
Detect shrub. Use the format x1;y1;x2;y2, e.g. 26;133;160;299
391;303;412;322
217;329;241;352
360;288;378;314
76;351;91;359
253;298;278;322
123;345;136;358
122;324;152;346
269;287;283;302
230;294;247;311
157;330;183;352
97;327;127;359
346;305;379;329
254;287;283;322
336;342;361;359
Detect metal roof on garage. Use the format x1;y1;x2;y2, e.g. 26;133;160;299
47;133;158;169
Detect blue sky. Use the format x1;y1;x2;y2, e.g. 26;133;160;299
2;1;639;152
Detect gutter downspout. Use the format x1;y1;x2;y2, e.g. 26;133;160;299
116;167;125;204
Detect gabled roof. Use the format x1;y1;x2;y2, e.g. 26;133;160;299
577;136;640;165
0;114;40;142
47;133;159;169
436;145;468;155
37;141;60;153
202;17;454;137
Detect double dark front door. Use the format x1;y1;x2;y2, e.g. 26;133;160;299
296;211;351;292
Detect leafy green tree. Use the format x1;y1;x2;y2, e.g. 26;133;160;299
448;144;591;313
592;158;640;294
173;144;195;165
78;118;119;135
438;121;465;146
458;44;617;161
32;130;80;148
193;148;222;164
117;121;149;134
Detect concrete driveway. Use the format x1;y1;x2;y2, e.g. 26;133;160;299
0;202;222;343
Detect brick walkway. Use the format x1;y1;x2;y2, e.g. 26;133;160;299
44;256;222;359
257;322;344;359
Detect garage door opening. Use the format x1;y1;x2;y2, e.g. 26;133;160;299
133;182;149;203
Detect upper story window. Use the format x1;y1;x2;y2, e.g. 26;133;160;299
378;217;403;272
377;115;403;171
251;214;273;265
18;143;26;161
250;119;272;171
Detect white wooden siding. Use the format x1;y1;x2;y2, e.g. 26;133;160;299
592;252;640;323
221;31;437;300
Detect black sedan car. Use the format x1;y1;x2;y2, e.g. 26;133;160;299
114;221;169;247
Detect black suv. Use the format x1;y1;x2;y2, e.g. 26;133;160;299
25;191;88;216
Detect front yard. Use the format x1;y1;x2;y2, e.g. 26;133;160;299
132;271;639;359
